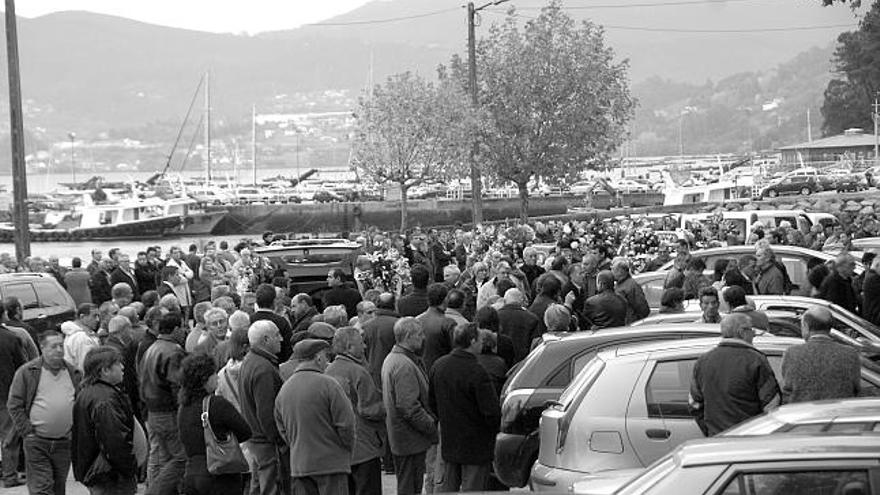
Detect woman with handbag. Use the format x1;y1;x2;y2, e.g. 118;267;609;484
177;353;252;495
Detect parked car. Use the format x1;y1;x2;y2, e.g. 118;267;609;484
572;397;880;494
580;434;880;495
0;272;76;334
759;175;821;198
493;325;723;488
631;310;803;338
532;336;880;492
635;245;858;306
835;173;868;192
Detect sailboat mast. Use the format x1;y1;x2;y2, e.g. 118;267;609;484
252;104;257;186
205;70;212;182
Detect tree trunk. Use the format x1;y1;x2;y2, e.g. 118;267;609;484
399;185;409;233
517;182;530;223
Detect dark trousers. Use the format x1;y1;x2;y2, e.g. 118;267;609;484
183;455;245;495
350;458;381;495
23;435;70;495
0;406;21;483
290;473;349;495
436;462;490;492
393;452;426;495
88;475;137;495
145;411;186;495
247;441;290;495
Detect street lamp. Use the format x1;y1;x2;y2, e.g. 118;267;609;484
68;131;76;182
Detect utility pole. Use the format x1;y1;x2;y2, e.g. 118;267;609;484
874;98;879;167
466;0;509;226
467;2;482;226
5;0;29;266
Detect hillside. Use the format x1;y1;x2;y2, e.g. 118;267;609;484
0;3;859;160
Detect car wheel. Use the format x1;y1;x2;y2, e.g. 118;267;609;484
767;189;778;198
800;187;812;195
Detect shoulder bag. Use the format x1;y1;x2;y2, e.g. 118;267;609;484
202;395;248;474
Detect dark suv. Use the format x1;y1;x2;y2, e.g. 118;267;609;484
0;272;76;333
254;239;363;310
494;325;721;488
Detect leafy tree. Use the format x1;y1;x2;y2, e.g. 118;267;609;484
821;1;880;135
445;1;635;221
352;71;475;231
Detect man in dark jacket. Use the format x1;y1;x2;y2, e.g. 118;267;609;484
0;310;26;488
250;283;293;362
781;307;860;404
497;288;540;363
134;251;159;294
381;318;437;495
689;314;779;436
428;323;501;492
289;293;319;335
583;271;627;330
863;258;880;326
110;254;140;301
528;273;561;337
323;268;362;319
819;253;859;314
415;283;456;373
138;312;185;495
239;320;286;495
363;293;400;391
754;246;787;295
398;264;430;317
611;259;650;324
72;346;137;494
90;258;114;306
7;330;81;494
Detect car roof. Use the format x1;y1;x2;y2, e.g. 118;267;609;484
675;434;880;468
601;335;802;361
0;272;56;281
635;309;799;325
542;324;722;347
735;398;880;428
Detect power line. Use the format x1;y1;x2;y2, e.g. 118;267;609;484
482;10;856;33
303;7;460;27
517;0;762;10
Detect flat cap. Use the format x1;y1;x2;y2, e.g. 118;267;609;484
292;339;329;360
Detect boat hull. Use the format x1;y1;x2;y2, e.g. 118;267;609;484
0;216;182;242
177;210;227;236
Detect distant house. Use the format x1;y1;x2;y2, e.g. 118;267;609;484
778;128;879;167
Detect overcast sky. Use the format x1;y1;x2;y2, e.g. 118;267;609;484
15;0;373;34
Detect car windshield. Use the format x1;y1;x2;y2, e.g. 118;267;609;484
616;455;676;495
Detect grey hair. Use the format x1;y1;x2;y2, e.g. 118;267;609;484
504;288;524;305
393;317;423;344
229;310;251;333
332;326;361;355
203;307;227;324
323;305;349;328
108;315;131;334
720;313;753;340
544;304;571;332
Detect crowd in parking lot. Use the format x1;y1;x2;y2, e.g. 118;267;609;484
1;204;880;495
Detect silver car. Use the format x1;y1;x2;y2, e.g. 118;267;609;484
591;434;880;495
573;397;880;494
532;336;880;492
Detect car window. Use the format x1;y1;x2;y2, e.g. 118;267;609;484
646;359;696;418
35;281;69;308
777;256;807;292
559;357;605;411
546;350;597;388
719;469;870;495
3;283;39;310
642;277;665;308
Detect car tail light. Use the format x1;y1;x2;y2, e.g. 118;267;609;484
500;389;532;431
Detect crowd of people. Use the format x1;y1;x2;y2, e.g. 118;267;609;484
0;207;878;495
